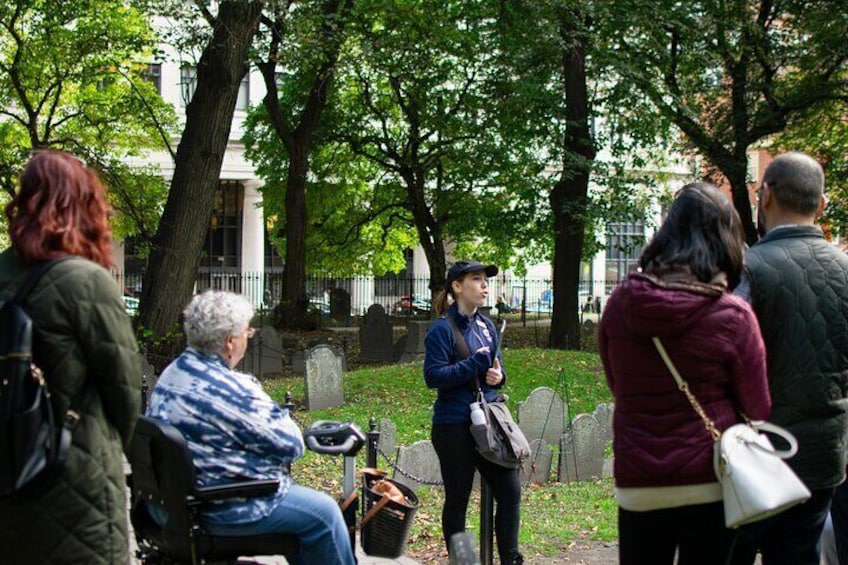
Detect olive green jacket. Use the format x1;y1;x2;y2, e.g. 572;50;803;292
0;249;141;564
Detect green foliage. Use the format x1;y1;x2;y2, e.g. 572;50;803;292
0;0;176;240
773;97;848;236
597;0;848;239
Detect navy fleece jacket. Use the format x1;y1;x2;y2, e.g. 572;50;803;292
424;304;507;424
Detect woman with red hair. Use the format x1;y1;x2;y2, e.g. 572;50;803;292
0;150;141;564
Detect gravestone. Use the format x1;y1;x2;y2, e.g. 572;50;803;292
558;413;606;482
517;387;568;446
392;440;441;491
329;288;351;324
523;439;553;484
593;403;614;443
242;325;283;379
392;334;408;362
304;345;344;410
398;320;429;363
377;418;397;459
581;319;599;352
291;349;306;376
359;304;394;363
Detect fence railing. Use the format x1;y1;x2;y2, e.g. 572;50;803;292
112;271;619;318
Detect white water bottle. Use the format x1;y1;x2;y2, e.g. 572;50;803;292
470;401;486;425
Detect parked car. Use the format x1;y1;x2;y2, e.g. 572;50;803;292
307;297;331;317
393;294;431;316
122;295;139;317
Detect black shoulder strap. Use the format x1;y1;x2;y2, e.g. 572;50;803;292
12;256;74;305
10;256;82;461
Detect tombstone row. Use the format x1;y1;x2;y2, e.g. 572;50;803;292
383;397;615;491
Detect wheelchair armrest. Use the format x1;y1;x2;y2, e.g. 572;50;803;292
194;479;280;502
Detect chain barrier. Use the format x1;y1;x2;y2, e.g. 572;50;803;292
375;444;445;487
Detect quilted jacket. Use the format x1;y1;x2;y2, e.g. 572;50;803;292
0;249;141;564
745;225;848;489
599;271;770;488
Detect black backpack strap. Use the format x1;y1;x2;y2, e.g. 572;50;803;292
12;256;81;464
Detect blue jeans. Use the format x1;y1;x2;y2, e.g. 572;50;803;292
730;487;834;565
207;484;355;565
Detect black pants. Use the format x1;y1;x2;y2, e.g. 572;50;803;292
730;487;834;565
618;502;734;565
431;423;521;563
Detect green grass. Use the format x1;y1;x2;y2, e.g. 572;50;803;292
263;348;617;558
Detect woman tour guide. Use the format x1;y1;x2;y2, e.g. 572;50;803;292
424;260;523;564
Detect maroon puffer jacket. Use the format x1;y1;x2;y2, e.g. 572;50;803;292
599;272;770;488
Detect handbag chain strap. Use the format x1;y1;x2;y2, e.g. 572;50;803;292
652;337;721;442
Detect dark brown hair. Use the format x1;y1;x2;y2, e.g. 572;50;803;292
6;150;113;268
639;181;745;289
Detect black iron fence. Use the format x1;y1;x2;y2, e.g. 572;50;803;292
112;270;619;319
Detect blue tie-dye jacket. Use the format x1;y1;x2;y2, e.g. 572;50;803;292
147;347;304;524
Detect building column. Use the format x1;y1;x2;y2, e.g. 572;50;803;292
242;179;265;308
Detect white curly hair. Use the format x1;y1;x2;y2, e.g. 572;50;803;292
182;290;254;355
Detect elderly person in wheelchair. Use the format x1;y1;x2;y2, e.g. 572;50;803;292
145;290;355;565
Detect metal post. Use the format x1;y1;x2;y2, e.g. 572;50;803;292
521;276;527;327
479;478;494;565
283;391;295;413
140;374;148;414
367;417;380;468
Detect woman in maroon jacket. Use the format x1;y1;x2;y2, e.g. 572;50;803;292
599;182;771;565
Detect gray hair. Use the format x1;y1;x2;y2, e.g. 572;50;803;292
182;290;254;355
762;152;824;215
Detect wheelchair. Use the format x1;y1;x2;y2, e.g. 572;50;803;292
128;415;300;564
128;415;367;564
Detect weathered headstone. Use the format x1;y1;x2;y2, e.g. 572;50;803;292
558;413;606;482
359;304;394;363
581;319;599;352
329;288;351;324
291;349;306;376
304;345;344;410
242;325;283;379
517;387;568;446
392;333;408;362
398;320;429;363
377;418;397;459
523;439;553;484
392;440;441;490
593;403;614;443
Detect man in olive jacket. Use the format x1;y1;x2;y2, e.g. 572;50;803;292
0;252;142;564
732;152;848;565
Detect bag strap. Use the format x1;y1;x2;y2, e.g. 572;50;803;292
652;337;721;441
12;256;82;461
443;315;484;396
443;315;470;360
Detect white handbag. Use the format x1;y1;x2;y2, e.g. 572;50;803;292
653;337;811;528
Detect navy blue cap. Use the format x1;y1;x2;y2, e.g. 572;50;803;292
446;260;498;288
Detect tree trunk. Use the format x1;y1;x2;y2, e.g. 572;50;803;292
137;2;263;357
259;0;353;329
279;147;309;329
549;6;595;350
